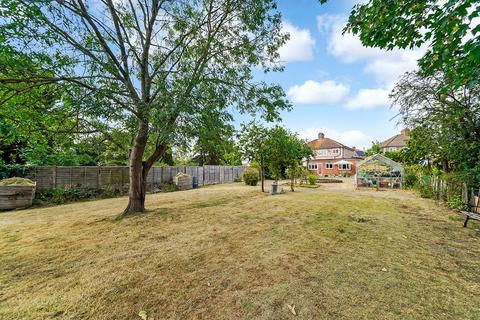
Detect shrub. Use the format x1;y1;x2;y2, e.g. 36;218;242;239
36;187;103;204
233;177;242;183
446;194;466;211
243;167;259;186
307;174;317;185
403;170;418;188
163;182;179;192
418;183;434;199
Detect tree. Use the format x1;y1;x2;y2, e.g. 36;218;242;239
344;0;480;89
365;141;382;157
238;122;269;192
1;0;289;213
263;126;312;192
188;110;238;166
391;71;480;185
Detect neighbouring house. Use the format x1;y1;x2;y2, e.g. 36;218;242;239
380;129;410;153
305;132;365;176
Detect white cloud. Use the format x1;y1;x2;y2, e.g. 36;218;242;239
316;14;427;111
287;80;350;105
278;22;315;63
344;88;391;110
299;127;374;150
322;16;427;86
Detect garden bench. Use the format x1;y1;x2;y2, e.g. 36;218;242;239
460;211;480;228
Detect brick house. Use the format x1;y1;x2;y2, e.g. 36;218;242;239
380;129;410;153
305;132;365;176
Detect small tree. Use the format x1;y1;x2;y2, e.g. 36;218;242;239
238;122;269;192
263;126;312;192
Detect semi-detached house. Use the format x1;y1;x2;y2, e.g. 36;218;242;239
305;132;365;176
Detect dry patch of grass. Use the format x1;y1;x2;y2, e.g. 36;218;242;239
1;184;480;319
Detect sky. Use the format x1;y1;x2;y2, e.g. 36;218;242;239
234;0;426;150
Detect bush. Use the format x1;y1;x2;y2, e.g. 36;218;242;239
233;177;242;183
308;174;317;185
243;167;259;186
446;194;466;211
404;164;425;188
418;183;434;199
36;187;103;204
403;170;418;188
163;182;179;192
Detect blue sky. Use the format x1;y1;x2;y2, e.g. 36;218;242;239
235;0;425;149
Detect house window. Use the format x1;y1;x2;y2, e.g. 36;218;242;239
308;163;318;170
388;147;397;152
339;163;351;170
316;149;327;156
332;148;340;155
325;163;333;169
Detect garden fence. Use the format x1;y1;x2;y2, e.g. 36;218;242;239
12;165;246;190
426;175;479;209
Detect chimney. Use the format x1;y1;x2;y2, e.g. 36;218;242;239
318;132;325;139
401;128;410;136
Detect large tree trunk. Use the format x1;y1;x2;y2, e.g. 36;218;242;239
124;123;149;214
123;124;167;215
442;159;449;173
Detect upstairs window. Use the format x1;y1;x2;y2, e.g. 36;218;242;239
332;148;340;155
316;150;327;156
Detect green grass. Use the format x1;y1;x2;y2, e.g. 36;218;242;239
0;184;479;319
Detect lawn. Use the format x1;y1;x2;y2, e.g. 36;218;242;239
1;183;479;319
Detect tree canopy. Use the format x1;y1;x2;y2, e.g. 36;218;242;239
391;71;480;185
344;0;480;89
0;0;290;213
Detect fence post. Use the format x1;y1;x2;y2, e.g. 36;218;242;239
53;166;57;188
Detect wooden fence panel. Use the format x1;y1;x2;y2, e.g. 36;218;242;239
35;167;56;189
23;165;246;190
85;167;99;188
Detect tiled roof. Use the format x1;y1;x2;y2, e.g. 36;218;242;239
308;135;364;159
344;148;365;159
307;137;344;150
380;133;409;148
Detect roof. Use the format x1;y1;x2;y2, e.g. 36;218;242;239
380;133;409;148
357;153;404;174
307;137;344;150
308;135;364;159
344;148;365;159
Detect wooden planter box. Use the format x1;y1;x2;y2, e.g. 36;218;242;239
0;185;36;210
174;175;193;191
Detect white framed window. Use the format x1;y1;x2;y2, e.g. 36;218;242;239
316;149;327;156
332;148;340;155
339;163;351;170
325;163;333;169
388;147;397;152
308;163;318;170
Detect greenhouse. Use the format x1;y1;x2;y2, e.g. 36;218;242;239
355;154;404;190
